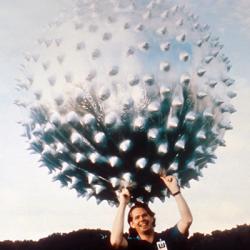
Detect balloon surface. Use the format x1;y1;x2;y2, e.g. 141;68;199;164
16;0;236;205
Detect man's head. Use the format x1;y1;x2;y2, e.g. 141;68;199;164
127;202;156;236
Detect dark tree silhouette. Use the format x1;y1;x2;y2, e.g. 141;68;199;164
0;225;249;250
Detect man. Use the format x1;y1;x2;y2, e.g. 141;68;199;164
110;175;193;250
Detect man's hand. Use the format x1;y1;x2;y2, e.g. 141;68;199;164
118;188;131;205
160;175;180;194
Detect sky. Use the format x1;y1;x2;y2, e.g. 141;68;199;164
0;0;250;241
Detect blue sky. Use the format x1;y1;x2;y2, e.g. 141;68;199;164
0;0;250;241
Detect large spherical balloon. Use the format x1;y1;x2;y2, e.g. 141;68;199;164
16;0;236;205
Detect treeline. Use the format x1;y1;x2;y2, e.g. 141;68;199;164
0;224;249;250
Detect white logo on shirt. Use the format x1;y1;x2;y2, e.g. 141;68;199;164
156;239;168;250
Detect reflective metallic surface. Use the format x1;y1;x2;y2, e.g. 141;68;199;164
16;0;236;205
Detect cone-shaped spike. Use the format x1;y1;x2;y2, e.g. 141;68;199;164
227;91;237;99
104;113;117;128
149;197;155;203
32;123;43;136
161;10;169;19
224;78;235;86
110;177;120;188
93;184;105;195
197;68;206;77
197;91;207;99
99;88;111;101
208;80;217;88
44;123;55;134
71;132;82;145
126;47;134;56
94;132;106;144
151;163;162;175
57;54;65;64
138;41;150;51
179;52;189;61
196;130;206;140
195;146;204;154
221;104;236;113
53;174;70;187
82;113;96;126
54;95;64;106
219;120;233;130
167;115;178;129
86;70;97;81
56;142;68;153
121;172;133;185
196;39;203;47
109;156;121;167
42;144;55;155
160;61;170;72
92;49;101;59
148;128;160;140
176;18;183;26
87;173;98;184
76;41;85;50
135;23;144;31
204;56;213;64
158;143;168;155
161;189;169;198
148;101;160;113
168;160;178;172
65;72;73;83
103;32;112;41
128;75;140;86
66;111;80;125
175;137;185;150
176;33;186;42
143;75;154;85
144;185;152;192
61;162;74;174
203;109;214;119
42;61;50;71
172;95;183;107
160;42;170;51
109;66;119;76
185;111;196;122
160;86;171;99
32;54;40;62
135;157;147;169
143;10;151;19
187;161;196;170
133;116;146;130
180;73;191;85
84;188;94;200
89;152;105;163
156;26;167;35
50;113;61;126
75;153;86;163
124;22;130;29
119;139;132;152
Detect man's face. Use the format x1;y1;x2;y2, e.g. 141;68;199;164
129;207;155;235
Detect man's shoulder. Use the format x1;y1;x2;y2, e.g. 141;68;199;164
157;225;188;241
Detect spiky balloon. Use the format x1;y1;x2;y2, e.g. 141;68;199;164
16;0;236;205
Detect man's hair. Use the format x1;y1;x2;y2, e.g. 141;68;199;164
127;202;156;237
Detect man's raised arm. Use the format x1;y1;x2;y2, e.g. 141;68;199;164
110;188;130;249
161;175;193;235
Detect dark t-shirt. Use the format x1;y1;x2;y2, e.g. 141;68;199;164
125;226;188;250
